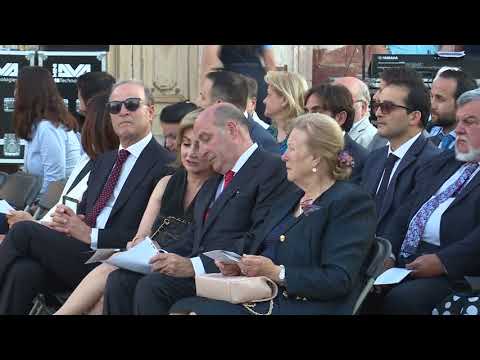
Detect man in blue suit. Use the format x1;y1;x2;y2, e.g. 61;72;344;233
361;70;440;237
304;83;368;184
197;69;279;155
379;88;480;314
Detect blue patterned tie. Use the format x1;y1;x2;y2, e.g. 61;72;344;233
439;134;455;150
399;162;479;258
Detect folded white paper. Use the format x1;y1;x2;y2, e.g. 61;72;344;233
374;267;412;286
0;200;15;214
103;237;168;274
203;250;241;264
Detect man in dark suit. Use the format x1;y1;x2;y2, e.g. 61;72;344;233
428;69;477;151
0;80;174;314
304;83;368;183
361;70;440;237
197;69;279;154
379;88;480;314
103;102;292;315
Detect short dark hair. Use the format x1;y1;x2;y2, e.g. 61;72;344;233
160;101;198;124
81;93;119;160
244;76;258;99
205;70;248;111
438;69;478;100
304;83;355;132
77;71;116;103
382;69;431;128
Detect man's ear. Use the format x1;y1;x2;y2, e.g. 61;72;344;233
335;111;347;128
408;110;423;128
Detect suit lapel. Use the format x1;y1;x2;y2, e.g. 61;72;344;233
366;147;388;195
451;162;480;207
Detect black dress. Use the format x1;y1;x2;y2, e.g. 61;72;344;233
150;168;198;249
219;45;270;123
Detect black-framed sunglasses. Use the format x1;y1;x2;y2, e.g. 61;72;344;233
107;97;145;114
372;100;414;114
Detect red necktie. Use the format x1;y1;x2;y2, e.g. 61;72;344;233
204;170;235;221
85;149;130;227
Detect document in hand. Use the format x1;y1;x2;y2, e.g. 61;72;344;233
203;250;241;264
0;200;15;214
374;267;412;286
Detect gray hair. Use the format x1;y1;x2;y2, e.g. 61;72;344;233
357;79;371;105
110;80;154;106
212;103;250;130
457;88;480;107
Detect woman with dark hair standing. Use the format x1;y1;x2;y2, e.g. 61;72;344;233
6;93;119;230
13;66;81;196
201;45;277;122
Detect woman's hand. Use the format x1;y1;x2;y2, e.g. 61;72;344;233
238;255;280;281
126;234;148;250
215;260;242;276
6;211;33;227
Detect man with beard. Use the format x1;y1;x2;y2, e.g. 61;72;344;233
429;69;477;151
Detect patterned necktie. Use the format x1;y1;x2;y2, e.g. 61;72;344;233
85;149;130;227
204;170;235;221
439;134;455;150
375;153;399;213
399;162;479;258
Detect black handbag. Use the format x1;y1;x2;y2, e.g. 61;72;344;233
150;215;189;248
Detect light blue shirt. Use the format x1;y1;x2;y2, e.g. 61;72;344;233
428;126;456;150
24;120;81;195
387;45;439;55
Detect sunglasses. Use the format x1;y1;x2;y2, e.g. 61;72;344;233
107;97;145;114
372;101;413;114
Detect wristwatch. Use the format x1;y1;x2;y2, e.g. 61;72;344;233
278;265;286;284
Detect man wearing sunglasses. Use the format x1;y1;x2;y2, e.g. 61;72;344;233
361;72;440;240
0;80;174;314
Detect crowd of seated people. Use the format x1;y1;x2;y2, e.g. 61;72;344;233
1;56;480;316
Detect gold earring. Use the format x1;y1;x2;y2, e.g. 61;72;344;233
312;167;317;173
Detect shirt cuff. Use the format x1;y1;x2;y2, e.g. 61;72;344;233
90;228;98;250
191;256;206;276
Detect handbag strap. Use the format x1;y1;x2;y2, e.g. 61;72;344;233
249;276;279;303
65;159;93;195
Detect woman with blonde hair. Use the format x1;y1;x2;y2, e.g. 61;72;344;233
170;113;376;315
263;71;308;155
54;109;214;315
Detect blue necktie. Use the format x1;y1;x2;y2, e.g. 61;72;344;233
399;162;479;258
439;134;455;150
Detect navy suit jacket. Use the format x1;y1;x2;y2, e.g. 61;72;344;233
248;181;376;314
361;134;441;236
170;147;293;273
247;115;280;155
385;151;480;280
77;137;174;249
345;133;368;184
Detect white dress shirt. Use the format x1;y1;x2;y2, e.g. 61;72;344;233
349;115;378;149
90;133;153;249
421;163;480;246
191;143;259;275
376;133;421;194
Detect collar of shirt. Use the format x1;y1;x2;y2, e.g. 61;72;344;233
387;132;421;160
231;143;259;174
350;115;370;132
119;133;152;159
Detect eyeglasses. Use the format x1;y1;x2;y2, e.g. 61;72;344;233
372;101;414;114
107;97;145;114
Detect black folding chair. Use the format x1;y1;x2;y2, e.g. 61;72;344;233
0;172;43;211
32;179;67;220
352;236;392;315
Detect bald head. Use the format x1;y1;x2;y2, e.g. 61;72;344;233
198;102;250;130
334;77;371;122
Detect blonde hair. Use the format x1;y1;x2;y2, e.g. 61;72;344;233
292;113;352;181
174;108;203;167
265;70;308;122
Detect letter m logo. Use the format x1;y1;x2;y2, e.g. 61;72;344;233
0;63;19;77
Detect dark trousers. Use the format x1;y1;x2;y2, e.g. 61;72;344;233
0;221;96;314
104;269;196;315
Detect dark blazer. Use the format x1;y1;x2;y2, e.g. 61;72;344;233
249;181;376;314
246;114;280;155
172;147;292;273
385;151;480;280
361;134;440;236
77;137;174;249
429;133;442;146
345;133;368;184
367;133;389;152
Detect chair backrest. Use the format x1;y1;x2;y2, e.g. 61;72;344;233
0;172;43;210
0;171;9;188
352;236;392;315
33;179;67;220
